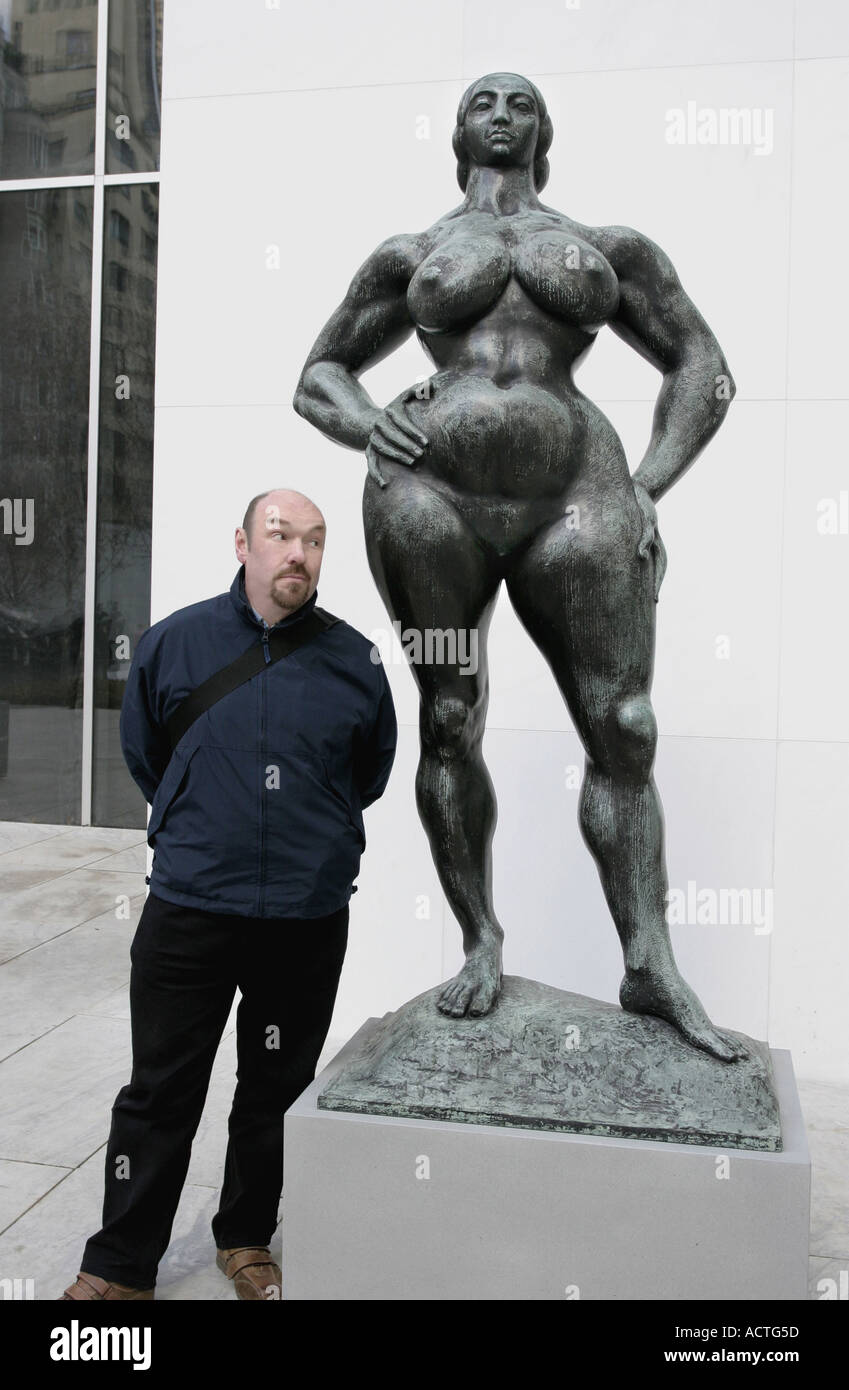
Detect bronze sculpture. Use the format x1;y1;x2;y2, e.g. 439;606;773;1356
294;72;744;1064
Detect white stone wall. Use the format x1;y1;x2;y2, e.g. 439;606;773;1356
151;0;849;1082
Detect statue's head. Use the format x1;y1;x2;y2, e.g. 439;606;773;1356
453;73;554;192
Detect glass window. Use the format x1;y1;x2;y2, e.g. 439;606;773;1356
105;0;162;175
92;181;158;828
0;4;163;829
0;186;92;822
0;0;99;180
108;207;129;245
106;257;127;290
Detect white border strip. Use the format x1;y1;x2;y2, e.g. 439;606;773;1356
0;175;94;192
80;0;112;826
0;174;159;192
104;171;161;184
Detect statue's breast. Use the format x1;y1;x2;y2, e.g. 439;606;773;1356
406;226;620;335
513;231;620;329
407;234;511;333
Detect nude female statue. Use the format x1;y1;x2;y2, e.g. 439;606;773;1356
294;72;744;1063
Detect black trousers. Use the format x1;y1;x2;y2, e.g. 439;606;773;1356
81;889;349;1289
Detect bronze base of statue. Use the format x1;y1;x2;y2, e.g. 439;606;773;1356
318;975;781;1151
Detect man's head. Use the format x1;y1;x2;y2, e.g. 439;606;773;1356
235;488;326;623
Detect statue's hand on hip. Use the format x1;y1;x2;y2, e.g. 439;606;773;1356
365;383;432;489
633;480;668;603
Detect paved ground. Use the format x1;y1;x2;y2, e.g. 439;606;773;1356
0;820;845;1300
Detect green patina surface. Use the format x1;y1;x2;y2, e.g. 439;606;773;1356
318;976;782;1151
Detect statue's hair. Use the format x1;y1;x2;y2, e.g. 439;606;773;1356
453;73;553;192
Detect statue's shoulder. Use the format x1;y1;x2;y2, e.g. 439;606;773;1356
366;212;467;277
587;223;673;279
365;230;434;283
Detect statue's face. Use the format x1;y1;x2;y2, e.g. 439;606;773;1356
461;75;540;175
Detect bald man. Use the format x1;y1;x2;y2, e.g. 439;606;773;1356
60;490;397;1302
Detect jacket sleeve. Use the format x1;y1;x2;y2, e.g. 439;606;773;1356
354;659;398;810
119;630;172;805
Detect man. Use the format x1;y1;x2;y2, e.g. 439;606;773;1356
59;489;397;1301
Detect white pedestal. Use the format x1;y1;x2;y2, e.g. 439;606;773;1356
281;1024;810;1300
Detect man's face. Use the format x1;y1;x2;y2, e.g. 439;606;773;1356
236;492;325;617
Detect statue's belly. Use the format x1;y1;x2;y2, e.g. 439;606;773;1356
392;373;593;498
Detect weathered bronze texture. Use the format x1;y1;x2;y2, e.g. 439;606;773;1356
318;978;780;1149
295;73;741;1064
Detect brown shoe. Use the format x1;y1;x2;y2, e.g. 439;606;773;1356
59;1271;154;1301
216;1246;281;1300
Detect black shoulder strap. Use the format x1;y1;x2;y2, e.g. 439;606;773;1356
165;607;340;752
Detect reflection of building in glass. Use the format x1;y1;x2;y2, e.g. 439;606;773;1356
0;183;92;820
0;1;163;826
0;0;99;180
94;179;158;725
106;0;162;173
0;184;92;703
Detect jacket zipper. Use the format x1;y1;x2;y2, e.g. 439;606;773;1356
258;627;270;914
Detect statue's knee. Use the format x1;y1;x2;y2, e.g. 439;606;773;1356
608;694;657;779
421;692;481;758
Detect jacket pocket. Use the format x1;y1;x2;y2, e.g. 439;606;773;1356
150;744;260;901
319;756;366;851
147;743;195;844
261;750;364;909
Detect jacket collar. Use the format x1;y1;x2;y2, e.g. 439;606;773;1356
230;565;319;630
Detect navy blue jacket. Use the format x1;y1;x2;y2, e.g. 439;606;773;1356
120;566;397;918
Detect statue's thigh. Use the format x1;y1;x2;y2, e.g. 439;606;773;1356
506;501;656;728
362;469;500;632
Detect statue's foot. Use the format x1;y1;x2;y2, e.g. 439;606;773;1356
620;967;748;1063
437;945;502;1019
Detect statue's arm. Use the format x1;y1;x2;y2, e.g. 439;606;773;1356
293;234;425;461
598;225;736;503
